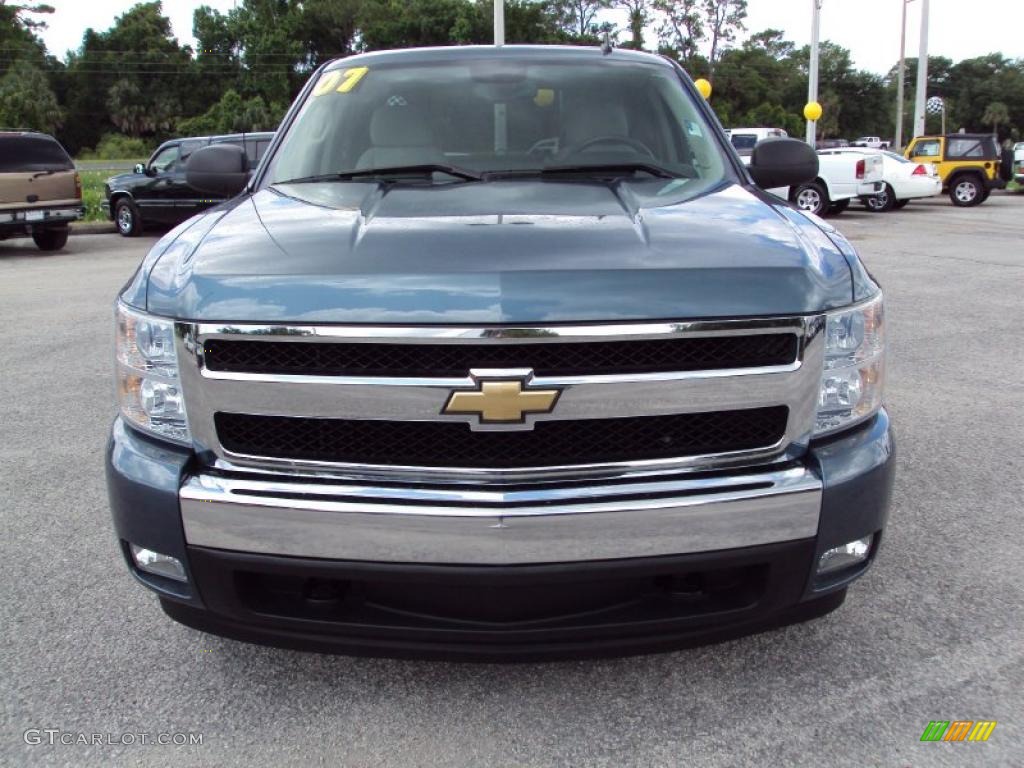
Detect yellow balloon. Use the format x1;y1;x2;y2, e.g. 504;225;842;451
694;78;712;100
804;101;823;121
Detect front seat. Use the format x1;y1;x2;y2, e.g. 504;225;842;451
356;98;443;169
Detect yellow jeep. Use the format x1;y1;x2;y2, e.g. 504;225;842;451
905;133;1006;206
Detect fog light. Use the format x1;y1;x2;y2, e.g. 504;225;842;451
817;535;873;576
130;544;187;582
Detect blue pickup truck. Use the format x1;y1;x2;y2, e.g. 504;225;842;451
107;45;894;660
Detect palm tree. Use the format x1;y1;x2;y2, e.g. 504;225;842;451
981;101;1010;138
615;0;651;49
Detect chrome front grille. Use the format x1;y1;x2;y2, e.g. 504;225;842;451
202;333;799;377
214;407;790;468
175;317;825;483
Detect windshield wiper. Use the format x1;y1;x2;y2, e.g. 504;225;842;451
485;163;685;181
276;164;482;185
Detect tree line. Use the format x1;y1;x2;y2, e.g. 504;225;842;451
0;0;1021;157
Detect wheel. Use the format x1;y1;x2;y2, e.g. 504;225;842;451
827;199;849;215
32;226;69;251
893;199;909;209
792;181;829;216
949;175;983;207
864;183;895;212
114;199;142;236
999;149;1014;182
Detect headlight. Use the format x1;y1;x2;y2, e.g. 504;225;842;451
815;293;885;436
115;302;190;444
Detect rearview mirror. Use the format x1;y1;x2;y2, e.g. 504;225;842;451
186;144;249;197
133;163;145;175
748;138;819;189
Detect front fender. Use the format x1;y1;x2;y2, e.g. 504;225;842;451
107;189;136;216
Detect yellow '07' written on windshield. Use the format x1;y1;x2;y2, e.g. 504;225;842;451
311;66;369;97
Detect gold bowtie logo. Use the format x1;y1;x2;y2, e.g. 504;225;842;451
443;379;560;424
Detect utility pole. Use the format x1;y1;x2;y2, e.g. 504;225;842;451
494;0;505;46
894;0;914;150
805;0;822;146
912;0;929;138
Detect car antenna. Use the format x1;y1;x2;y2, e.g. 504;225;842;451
601;31;614;55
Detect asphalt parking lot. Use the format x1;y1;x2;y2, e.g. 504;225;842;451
1;194;1022;767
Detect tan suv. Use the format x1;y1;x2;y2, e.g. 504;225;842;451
0;131;83;250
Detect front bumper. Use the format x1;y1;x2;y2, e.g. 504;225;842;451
107;409;895;659
179;465;823;564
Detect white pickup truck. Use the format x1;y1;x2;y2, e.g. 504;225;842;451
737;138;885;216
764;150;884;216
850;136;890;150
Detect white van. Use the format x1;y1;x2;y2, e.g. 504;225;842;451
725;127;789;158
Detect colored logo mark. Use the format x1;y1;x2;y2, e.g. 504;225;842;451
920;721;997;742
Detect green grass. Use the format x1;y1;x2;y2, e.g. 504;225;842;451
78;169;112;223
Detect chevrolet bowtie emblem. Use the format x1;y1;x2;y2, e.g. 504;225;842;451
443;378;561;425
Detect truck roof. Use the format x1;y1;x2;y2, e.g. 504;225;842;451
914;133;995;140
322;44;675;72
164;131;276;144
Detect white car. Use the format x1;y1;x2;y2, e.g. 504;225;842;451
819;147;942;211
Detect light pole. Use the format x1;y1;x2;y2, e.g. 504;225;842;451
894;0;914;150
494;0;505;46
805;0;823;146
912;0;930;138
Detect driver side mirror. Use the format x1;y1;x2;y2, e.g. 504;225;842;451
748;138;819;189
186;144;250;197
134;163;147;176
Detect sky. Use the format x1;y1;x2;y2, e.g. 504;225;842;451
35;0;1024;75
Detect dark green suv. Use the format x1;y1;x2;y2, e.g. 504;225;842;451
104;132;274;235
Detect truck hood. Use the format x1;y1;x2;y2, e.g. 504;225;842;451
140;179;857;324
106;171;141;189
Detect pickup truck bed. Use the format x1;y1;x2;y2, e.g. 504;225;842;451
768;151;884;216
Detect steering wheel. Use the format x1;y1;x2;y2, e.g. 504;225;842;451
526;137;559;158
570;136;655;158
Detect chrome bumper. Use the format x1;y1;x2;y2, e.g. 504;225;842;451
180;466;822;565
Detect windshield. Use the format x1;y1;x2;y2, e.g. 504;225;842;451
267;56;728;188
729;134;758;150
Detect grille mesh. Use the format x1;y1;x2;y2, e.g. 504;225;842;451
215;407;789;468
204;334;798;378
